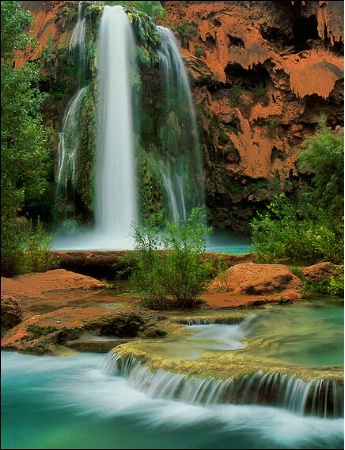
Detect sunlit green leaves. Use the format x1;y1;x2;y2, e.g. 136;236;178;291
1;1;33;61
250;193;343;265
121;207;216;308
1;1;50;275
297;114;344;217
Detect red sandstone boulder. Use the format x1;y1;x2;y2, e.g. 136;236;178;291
1;295;32;336
1;306;168;355
208;262;302;296
1;269;104;300
301;262;342;283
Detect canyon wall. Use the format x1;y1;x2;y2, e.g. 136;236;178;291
160;1;343;231
21;1;344;233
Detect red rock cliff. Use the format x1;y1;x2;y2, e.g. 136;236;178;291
159;1;343;231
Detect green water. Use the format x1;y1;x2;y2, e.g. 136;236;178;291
241;296;344;366
205;230;253;254
1;297;343;449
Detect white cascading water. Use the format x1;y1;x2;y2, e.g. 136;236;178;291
69;1;86;87
56;3;87;211
93;5;138;246
156;26;204;223
105;352;344;419
54;5;138;249
54;5;205;249
57;86;87;196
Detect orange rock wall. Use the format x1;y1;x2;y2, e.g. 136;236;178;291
18;1;71;65
161;1;343;230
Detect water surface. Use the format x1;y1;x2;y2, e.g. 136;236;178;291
1;351;343;449
1;297;343;449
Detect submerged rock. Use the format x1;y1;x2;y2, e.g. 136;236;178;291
0;306;171;355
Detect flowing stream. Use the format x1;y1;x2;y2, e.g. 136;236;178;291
1;297;343;449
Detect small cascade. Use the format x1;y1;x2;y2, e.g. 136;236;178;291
104;352;344;419
186;323;247;351
56;1;88;217
57;86;87;197
69;1;87;87
160;162;186;222
94;5;138;245
155;26;205;222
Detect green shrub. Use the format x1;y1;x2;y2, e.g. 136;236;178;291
1;218;25;277
302;272;344;298
297;115;344;218
229;84;242;107
266;118;280;137
194;46;204;58
218;128;230;146
253;86;266;98
175;20;197;45
327;271;344;297
250;193;343;265
120;207;218;308
20;217;60;274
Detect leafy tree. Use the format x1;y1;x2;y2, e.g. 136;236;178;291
1;1;50;276
122;207;218;308
297;114;344;218
250;116;344;268
250;193;343;265
19;217;60;274
105;1;166;20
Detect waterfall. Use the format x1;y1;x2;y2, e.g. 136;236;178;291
56;1;87;217
156;26;204;223
53;5;205;249
105;352;344;419
94;5;138;244
57;87;87;197
69;1;87;87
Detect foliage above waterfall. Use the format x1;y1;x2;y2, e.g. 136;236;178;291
116;3;162;68
81;1;162;68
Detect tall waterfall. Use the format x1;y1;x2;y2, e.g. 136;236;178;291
94;5;138;245
53;4;205;249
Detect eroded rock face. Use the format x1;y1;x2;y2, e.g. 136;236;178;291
1;305;169;355
1;296;32;336
161;1;344;232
